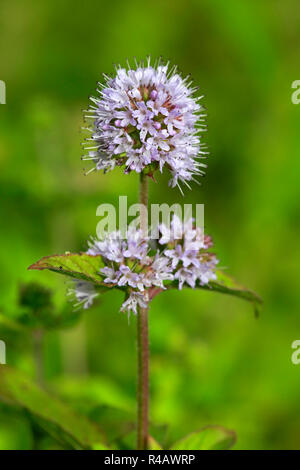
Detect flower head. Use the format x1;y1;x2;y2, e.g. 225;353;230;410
120;292;149;316
159;216;218;289
68;280;99;310
68;216;218;315
83;59;207;191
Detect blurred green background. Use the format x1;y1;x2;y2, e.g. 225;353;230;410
1;0;300;450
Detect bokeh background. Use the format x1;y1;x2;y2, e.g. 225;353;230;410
0;0;300;450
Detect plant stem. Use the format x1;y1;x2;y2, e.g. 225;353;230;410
137;304;149;450
137;173;149;450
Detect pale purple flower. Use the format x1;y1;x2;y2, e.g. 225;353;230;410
159;214;192;244
120;292;149;316
165;244;200;269
195;259;218;285
115;109;136;127
82;59;207;190
132;101;154;125
174;268;197;290
118;265;145;291
160;216;218;290
100;266;121;284
70;216;217;315
123;239;149;262
145;255;174;288
87;234;124;263
68;280;99;309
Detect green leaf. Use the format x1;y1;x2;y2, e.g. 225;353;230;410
204;270;262;315
54;375;134;410
206;270;261;302
29;255;262;315
148;435;163;450
0;366;107;450
28;253;108;287
164;270;262;316
170;425;236;450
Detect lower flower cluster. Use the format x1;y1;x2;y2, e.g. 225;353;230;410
69;216;218;315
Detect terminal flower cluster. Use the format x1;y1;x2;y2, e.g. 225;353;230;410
83;59;207;191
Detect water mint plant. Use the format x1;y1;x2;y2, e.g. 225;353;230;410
29;59;262;451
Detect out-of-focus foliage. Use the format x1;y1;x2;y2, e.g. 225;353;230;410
0;366;107;449
17;282;82;329
170;426;236;450
0;0;300;450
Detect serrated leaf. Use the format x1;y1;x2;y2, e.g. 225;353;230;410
203;270;262;315
170;425;236;450
28;253;108;287
0;366;107;450
29;255;262;315
163;269;262;316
